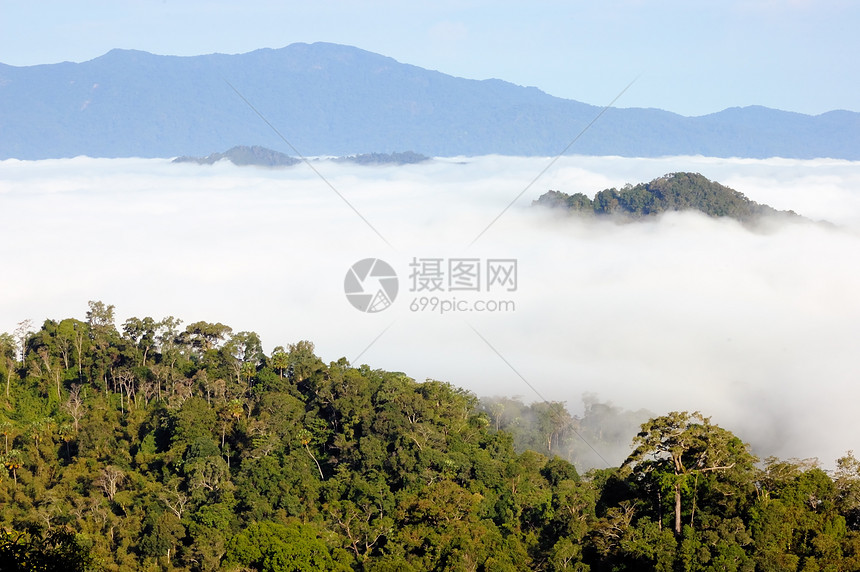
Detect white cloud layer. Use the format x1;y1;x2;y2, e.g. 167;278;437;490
1;154;859;465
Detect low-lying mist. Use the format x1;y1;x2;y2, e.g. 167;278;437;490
1;154;858;468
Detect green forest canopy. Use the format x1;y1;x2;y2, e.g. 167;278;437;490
0;301;858;571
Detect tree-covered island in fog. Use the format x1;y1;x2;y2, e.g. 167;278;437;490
534;172;804;224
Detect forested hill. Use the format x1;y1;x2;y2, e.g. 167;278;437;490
534;172;802;224
1;302;860;570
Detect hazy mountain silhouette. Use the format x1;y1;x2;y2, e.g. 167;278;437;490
1;42;857;160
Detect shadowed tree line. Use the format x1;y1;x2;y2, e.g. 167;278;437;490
0;301;858;571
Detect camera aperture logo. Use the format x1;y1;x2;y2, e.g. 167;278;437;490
345;257;518;314
344;258;399;313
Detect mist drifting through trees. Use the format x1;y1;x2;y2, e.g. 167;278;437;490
2;154;859;466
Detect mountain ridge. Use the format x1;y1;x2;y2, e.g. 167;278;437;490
1;42;858;160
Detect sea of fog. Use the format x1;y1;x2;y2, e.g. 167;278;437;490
2;154;859;466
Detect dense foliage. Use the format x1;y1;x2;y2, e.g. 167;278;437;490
533;172;801;224
1;302;858;571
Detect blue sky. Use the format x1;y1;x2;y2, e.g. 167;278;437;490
1;1;857;116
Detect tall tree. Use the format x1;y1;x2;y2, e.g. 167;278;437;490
624;411;756;535
179;321;233;354
122;316;158;366
0;332;16;398
85;301;115;331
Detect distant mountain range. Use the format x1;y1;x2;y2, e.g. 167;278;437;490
1;42;858;160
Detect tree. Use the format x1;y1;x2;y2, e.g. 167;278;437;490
297;428;324;480
86;301;115;330
624;411;757;535
122;316;158;366
327;499;393;562
532;401;574;456
0;528;96;571
593;188;621;214
270;346;290;379
288;340;323;383
4;448;22;485
835;451;860;529
13;319;33;361
224;521;351;572
139;511;185;565
223;331;263;391
0;332;17;398
63;384;86;432
0;418;15;454
64;319;89;382
154;316;183;399
179;321;233;354
84;302;120;391
95;465;125;501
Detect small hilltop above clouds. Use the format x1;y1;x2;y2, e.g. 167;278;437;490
534;172;821;226
172;145;430;167
1;42;859;160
